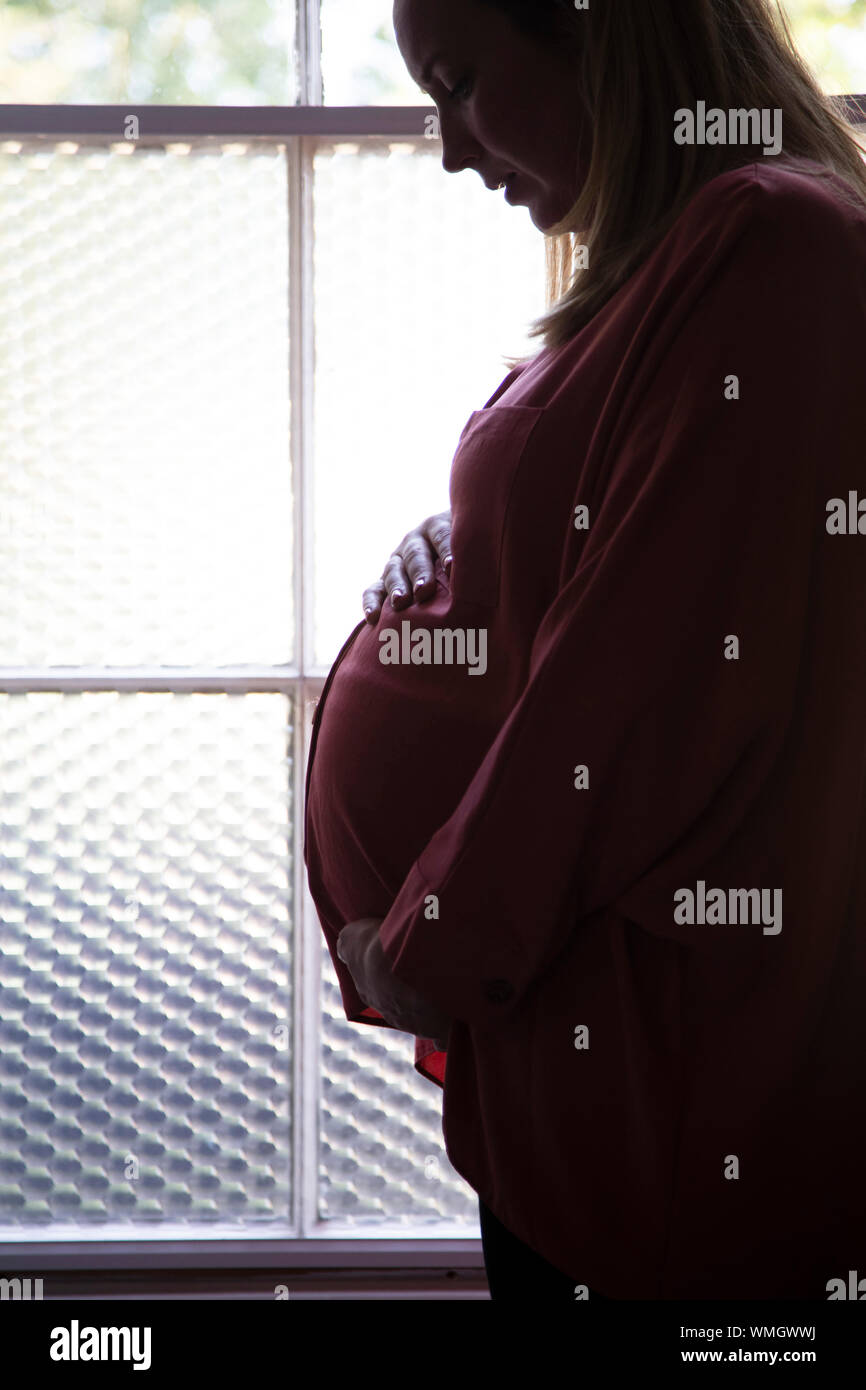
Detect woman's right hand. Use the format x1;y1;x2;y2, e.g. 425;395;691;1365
362;510;452;624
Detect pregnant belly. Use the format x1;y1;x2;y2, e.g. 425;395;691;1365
305;576;508;927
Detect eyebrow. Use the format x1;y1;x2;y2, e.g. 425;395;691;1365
418;51;448;92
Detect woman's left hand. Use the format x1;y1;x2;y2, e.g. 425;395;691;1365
337;917;452;1050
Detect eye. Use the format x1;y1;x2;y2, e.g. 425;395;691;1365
448;76;474;100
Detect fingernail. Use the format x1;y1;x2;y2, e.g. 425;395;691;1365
392;589;405;602
413;577;428;591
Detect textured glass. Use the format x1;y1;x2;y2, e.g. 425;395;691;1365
0;143;293;668
312;140;545;666
0;692;293;1229
320;955;478;1225
0;0;295;105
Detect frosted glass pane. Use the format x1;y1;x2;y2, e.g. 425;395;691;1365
0;692;293;1229
312;140;545;666
319;950;478;1225
0;144;293;668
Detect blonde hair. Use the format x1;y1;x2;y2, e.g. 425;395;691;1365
488;0;866;359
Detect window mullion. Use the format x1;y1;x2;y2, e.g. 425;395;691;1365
297;0;323;107
288;124;321;1236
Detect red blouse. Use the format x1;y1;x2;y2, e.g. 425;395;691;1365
304;158;866;1297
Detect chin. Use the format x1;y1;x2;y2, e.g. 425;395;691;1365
531;204;560;233
529;194;573;233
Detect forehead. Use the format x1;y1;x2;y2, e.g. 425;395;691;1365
392;0;495;78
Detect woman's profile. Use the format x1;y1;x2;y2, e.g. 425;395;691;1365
304;0;866;1300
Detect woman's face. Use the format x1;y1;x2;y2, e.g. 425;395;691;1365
393;0;590;231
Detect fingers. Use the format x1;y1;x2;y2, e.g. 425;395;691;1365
362;553;410;624
362;511;453;624
400;534;439;604
382;550;416;610
338;920;452;1044
422;511;453;579
362;579;388;624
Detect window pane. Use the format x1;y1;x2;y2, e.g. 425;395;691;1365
0;0;295;105
0;691;293;1230
312;140;545;667
0;143;293;668
785;0;866;96
320;0;866;101
320;951;478;1224
321;0;427;104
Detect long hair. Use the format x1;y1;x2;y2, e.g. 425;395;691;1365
481;0;866;354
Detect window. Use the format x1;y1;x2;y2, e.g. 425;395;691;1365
1;0;864;1296
0;0;546;1296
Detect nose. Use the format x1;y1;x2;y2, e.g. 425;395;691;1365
438;110;483;178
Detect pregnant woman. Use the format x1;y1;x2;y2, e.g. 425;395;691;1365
304;0;866;1300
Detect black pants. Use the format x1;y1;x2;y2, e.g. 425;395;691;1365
479;1197;611;1301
